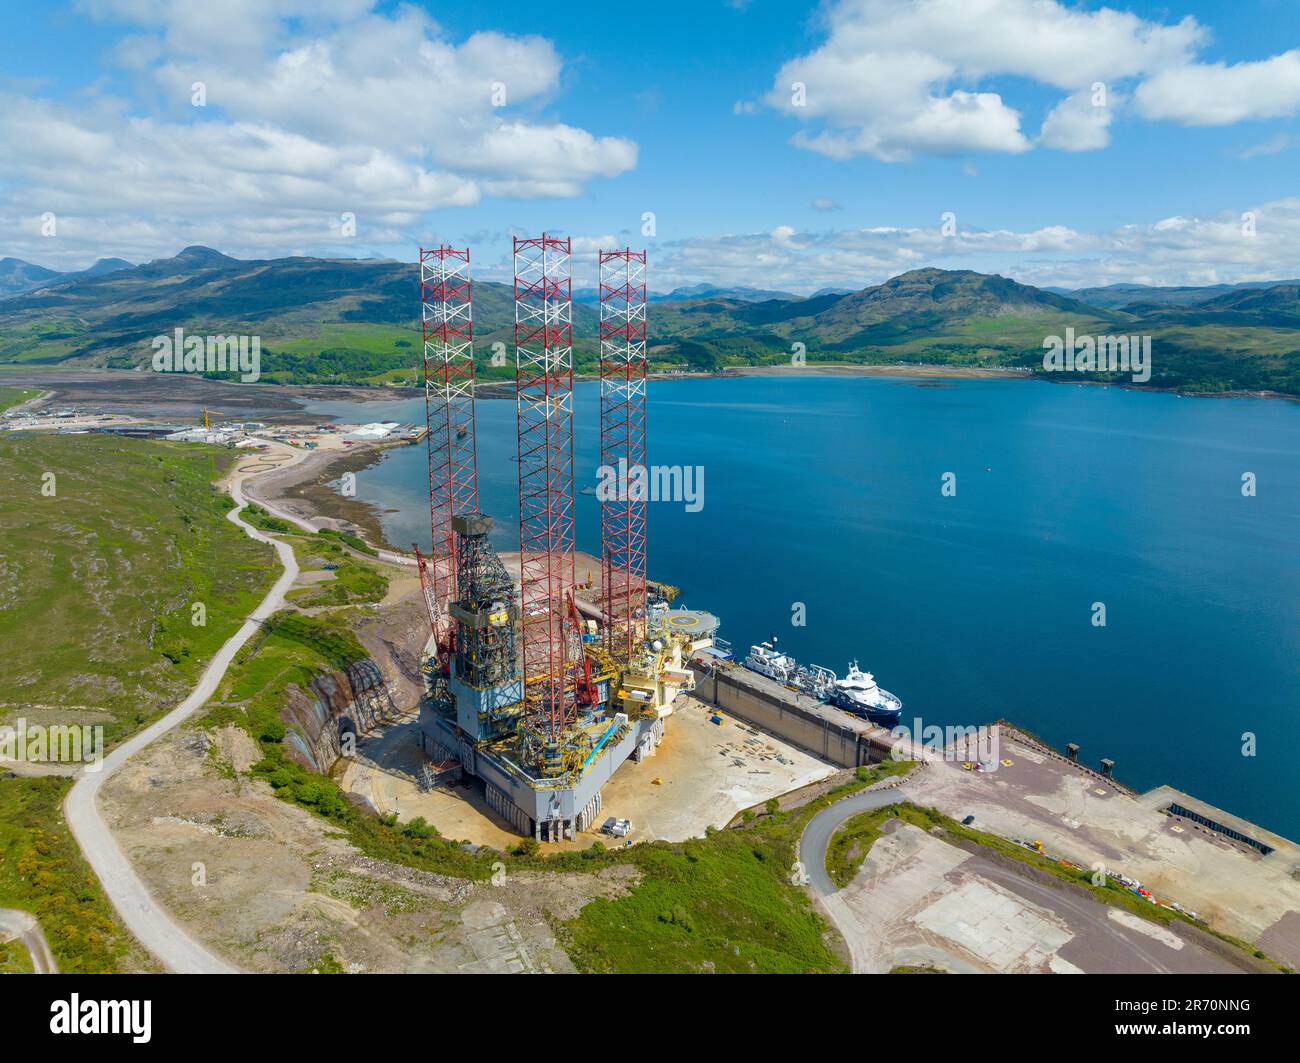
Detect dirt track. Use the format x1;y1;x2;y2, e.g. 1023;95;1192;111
62;453;300;973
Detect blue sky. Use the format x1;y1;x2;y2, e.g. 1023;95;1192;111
2;0;1299;290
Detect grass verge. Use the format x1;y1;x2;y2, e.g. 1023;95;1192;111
0;937;35;974
0;775;140;972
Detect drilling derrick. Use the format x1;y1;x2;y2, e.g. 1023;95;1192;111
419;246;479;656
445;513;522;741
513;234;581;778
598;249;649;667
416;240;704;844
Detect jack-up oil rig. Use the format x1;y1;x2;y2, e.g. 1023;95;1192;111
413;237;718;841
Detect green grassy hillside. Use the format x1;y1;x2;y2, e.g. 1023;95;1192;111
0;434;276;744
0;433;286;973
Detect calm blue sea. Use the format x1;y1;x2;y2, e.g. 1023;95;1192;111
302;376;1300;840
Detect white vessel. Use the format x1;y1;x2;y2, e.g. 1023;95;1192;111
793;662;837;700
743;642;798;683
831;661;903;723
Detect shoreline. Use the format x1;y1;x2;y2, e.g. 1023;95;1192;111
241;440;406;552
716;363;1029;380
6;362;1299;410
710;362;1300;402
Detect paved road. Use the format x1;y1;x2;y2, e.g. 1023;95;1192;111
800;785;914;896
798;785;913;974
0;908;58;973
62;470;300;974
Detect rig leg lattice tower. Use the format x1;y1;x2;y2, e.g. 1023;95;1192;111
420;245;480;653
513;234;580;778
598;248;649;666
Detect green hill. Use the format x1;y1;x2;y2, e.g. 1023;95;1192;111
1;249;1296;395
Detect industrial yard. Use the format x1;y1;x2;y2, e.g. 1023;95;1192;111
1;395;425;452
340;696;833;849
831;821;1244;974
898;732;1300;969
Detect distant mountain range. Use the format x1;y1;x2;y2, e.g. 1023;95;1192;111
1;247;1296;395
570;282;801;304
0;256;133;297
1044;279;1300;310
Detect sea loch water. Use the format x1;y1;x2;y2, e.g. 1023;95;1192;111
304;376;1300;839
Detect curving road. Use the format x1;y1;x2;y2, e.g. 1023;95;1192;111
0;908;58;973
800;785;914;898
798;783;916;974
62;468;300;974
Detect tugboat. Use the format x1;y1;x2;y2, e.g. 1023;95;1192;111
830;661;903;725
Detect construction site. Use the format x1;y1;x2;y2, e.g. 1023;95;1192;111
409;238;762;843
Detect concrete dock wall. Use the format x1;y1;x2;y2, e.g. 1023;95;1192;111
691;665;889;768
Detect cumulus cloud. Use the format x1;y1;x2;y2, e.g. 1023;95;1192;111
642;200;1300;292
1039;90;1118;152
0;1;636;266
1135;50;1300;125
762;0;1299;160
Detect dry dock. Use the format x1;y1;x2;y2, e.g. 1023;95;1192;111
690;661;897;768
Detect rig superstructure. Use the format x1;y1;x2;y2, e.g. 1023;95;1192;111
415;236;713;841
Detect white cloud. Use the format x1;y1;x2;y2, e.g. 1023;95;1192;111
0;1;635;266
763;0;1300;160
1135;50;1300;125
1039;91;1118;152
1235;134;1292;161
811;196;842;212
788;91;1030;162
643;199;1300;292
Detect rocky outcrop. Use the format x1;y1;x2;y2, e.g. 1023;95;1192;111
280;660;398;773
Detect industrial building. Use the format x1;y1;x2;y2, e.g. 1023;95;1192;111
412;238;721;841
